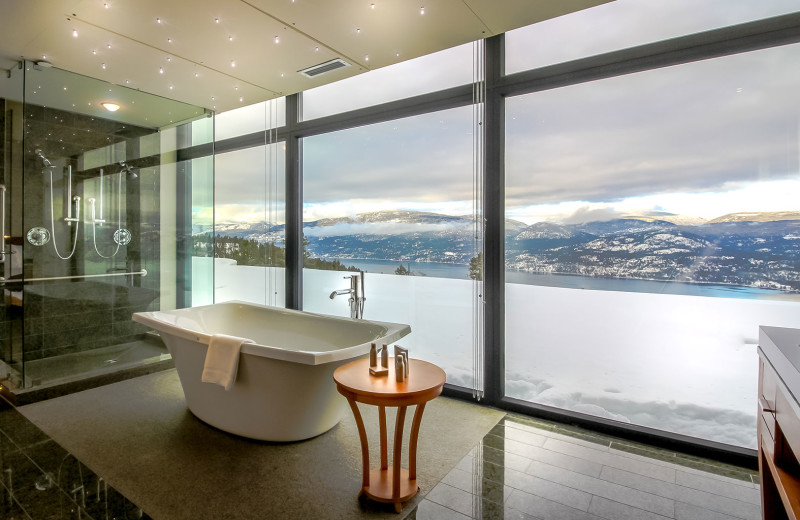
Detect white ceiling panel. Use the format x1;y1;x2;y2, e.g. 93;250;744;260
0;0;611;115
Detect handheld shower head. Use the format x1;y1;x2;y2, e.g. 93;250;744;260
35;149;52;168
119;161;138;179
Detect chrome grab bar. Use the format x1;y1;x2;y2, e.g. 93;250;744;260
0;269;147;284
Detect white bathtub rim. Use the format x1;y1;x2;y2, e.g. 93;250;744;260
132;301;411;366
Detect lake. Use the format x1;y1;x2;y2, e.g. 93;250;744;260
339;258;800;301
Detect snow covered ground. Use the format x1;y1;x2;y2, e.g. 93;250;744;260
202;258;800;449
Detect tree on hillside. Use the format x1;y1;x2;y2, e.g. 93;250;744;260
469;252;483;281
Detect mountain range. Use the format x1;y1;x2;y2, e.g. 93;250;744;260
201;209;800;293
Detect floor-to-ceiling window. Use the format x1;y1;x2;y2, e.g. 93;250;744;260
211;100;286;307
202;5;800;457
504;12;800;449
301;105;479;387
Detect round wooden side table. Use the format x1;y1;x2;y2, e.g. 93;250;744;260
333;357;446;513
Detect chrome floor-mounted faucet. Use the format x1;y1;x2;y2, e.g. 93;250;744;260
329;271;365;319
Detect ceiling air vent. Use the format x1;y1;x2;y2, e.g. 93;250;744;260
299;58;350;78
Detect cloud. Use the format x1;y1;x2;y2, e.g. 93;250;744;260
560;206;626;225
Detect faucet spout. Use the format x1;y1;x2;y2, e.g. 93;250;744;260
329;288;352;299
328;271;366;318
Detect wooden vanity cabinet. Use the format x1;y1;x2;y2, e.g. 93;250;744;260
758;326;800;520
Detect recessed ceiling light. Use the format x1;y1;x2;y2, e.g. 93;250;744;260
194;72;199;78
92;49;97;55
42;54;47;60
168;38;172;43
101;102;120;112
104;3;109;7
125;79;130;84
371;3;375;8
101;63;106;69
229;36;233;41
315;46;319;51
234;86;238;90
156;17;161;23
239;97;243;102
356;28;361;34
420;6;425;14
274;36;279;43
63;86;67;90
107;43;112;49
169;85;174;90
159;67;164;74
72;29;78;37
167;56;172;62
231;60;236;67
215;18;220;23
365;55;369;61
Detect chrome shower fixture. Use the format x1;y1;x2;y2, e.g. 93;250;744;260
35;149;52;168
119;161;137;178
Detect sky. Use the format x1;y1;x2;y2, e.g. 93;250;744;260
212;0;800;226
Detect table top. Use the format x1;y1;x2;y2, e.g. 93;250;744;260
334;357;446;403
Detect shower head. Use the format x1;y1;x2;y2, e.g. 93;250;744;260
35;149;52;168
119;161;138;179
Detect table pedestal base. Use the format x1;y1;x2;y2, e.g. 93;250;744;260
362;467;419;512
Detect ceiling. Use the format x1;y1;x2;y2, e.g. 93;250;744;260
0;0;609;116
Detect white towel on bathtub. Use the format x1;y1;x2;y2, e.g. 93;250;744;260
201;334;254;391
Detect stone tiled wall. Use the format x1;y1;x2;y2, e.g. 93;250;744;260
19;103;161;362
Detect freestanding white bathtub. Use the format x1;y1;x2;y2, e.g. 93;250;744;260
132;301;411;441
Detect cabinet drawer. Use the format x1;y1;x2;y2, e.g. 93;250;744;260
777;386;800;459
762;359;778;412
762;406;776;442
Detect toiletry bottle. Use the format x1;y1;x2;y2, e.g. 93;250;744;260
381;344;388;368
395;355;406;382
369;343;377;367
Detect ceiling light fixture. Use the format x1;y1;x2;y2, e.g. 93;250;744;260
156;17;161;23
107;43;112;49
168;38;172;43
101;102;120;112
92;49;97;55
42;54;47;60
159;67;164;74
104;3;109;7
72;29;78;37
167;56;171;61
194;72;199;78
229;35;233;41
365;55;369;61
274;36;279;43
356;28;361;33
371;3;375;8
215;18;220;23
239;97;243;102
420;6;425;14
169;85;173;90
231;60;236;67
101;63;106;69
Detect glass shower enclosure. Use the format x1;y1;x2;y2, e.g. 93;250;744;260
0;60;213;398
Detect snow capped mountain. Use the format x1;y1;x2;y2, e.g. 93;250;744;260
204;209;799;293
708;211;800;223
